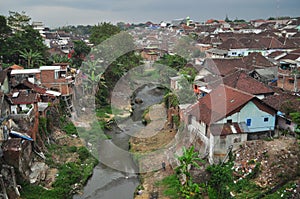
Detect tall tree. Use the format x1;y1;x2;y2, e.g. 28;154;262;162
7;11;31;31
2;23;47;66
89;22;120;45
86;24;141;106
156;54;187;71
0;15;11;37
71;40;91;67
0;15;11;65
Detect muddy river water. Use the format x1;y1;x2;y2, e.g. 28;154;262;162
74;84;165;199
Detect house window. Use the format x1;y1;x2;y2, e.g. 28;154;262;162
286;120;291;125
233;137;241;143
227;119;232;124
54;71;59;79
288;79;294;84
264;117;269;122
246;119;252;126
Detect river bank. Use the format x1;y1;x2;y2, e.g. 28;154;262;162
130;103;176;199
20;126;98;199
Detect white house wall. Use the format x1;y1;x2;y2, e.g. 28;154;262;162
227;49;248;57
188;116;209;156
191;116;206;134
216;101;275;133
213;134;248;154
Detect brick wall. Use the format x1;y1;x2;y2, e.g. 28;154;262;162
40;70;72;95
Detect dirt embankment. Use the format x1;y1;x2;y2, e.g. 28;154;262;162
43;128;86;188
132;131;300;199
130;104;175;199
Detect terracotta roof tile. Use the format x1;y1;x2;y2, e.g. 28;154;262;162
239;37;264;49
267;51;286;59
210;123;245;136
190;84;255;124
257;37;284;49
203;58;248;77
6;91;38;104
282;38;300;49
242;52;276;68
289;48;300;54
218;38;245;50
280;53;300;61
262;90;300;115
21;80;47;94
222;71;274;95
8;64;24;70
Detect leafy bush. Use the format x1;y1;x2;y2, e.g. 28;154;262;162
62;121;78;135
68;146;77;153
206;163;233;199
77;146;90;161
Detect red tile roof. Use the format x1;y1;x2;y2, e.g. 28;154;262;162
6;91;38;104
257;37;284;49
21;80;47;94
242;52;276;68
203;58;248;77
267;51;286;59
262;89;300;115
222;71;274;95
218;38;245;50
289;48;300;54
9;64;24;70
210;123;244;136
192;84;255;125
280;53;300;61
282;38;300;49
239;37;264;49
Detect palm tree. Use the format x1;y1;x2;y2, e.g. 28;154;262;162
49;54;71;64
81;59;107;94
19;49;44;68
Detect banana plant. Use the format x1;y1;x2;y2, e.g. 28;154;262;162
19;49;44;68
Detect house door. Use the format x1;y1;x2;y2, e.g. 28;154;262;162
246;118;252;126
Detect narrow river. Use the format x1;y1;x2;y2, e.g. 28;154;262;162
74;84;165;199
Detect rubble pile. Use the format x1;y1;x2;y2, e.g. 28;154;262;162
233;138;300;188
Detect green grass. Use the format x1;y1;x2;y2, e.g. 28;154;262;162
160;174;181;199
231;179;263;198
256;182;297;199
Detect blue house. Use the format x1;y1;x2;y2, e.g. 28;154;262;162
185;84;277;163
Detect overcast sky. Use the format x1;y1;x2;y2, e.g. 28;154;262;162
0;0;299;28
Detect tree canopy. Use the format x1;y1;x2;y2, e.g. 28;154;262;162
89;22;121;45
0;11;47;67
71;40;91;68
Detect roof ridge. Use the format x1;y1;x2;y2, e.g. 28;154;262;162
221;84;256;98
